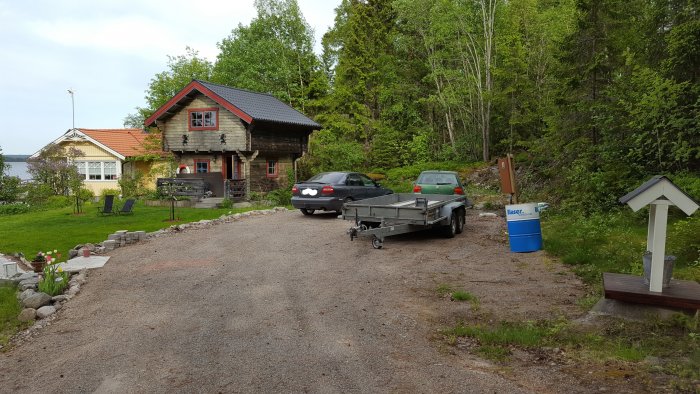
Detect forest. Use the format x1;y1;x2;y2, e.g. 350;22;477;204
125;0;699;212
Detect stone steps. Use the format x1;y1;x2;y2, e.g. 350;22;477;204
194;197;225;209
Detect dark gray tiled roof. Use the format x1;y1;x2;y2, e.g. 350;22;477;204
197;80;321;129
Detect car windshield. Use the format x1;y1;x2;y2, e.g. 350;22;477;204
417;173;458;185
306;172;345;184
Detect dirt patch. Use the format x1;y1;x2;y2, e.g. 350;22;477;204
0;209;642;392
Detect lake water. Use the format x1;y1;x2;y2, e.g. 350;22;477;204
5;161;31;180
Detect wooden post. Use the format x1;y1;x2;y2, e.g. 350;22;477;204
508;154;517;204
235;150;259;200
648;200;670;293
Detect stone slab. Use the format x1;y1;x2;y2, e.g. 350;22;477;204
57;256;110;272
590;298;691;322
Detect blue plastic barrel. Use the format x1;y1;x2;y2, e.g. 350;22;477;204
505;203;542;252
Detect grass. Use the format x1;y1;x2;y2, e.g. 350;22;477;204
444;315;699;387
436;284;480;310
0;285;29;346
0;201;270;259
541;210;700;285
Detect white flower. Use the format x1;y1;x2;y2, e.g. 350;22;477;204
53;249;58;253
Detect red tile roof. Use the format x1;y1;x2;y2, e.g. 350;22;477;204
79;128;154;158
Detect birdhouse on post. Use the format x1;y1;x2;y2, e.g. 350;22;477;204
619;176;699;293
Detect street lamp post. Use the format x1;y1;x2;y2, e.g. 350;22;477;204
67;88;75;129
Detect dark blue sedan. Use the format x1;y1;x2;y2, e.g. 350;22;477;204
291;172;393;215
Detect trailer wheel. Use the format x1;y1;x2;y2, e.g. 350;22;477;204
455;208;465;234
443;212;457;238
371;236;383;249
300;208;315;216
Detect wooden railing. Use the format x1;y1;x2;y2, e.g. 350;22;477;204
156;178;207;199
225;179;247;201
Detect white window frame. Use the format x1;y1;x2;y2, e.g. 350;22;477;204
72;160;121;182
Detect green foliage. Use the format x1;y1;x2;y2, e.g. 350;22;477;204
298;129;365;177
543;211;700;285
27;144;82;197
0;285;28;344
22;182;55;207
38;262;69;296
266;188;292;206
127;47;213;123
100;189;122;199
213;0;320;111
118;170;146;198
0;175;22;203
43;195;73;209
0;203;30;215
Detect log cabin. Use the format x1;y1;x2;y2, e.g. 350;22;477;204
144;80;321;199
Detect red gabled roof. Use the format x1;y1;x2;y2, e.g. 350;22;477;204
79;128;150;157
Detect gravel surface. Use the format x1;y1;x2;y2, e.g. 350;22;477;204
1;210;593;393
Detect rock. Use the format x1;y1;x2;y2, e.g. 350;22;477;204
66;285;80;296
84;243;96;252
107;234;121;241
95;246;106;254
115;230;128;235
68;249;79;259
52;294;69;302
479;213;498;218
102;240;117;252
18;308;36;322
73;273;86;285
15;272;38;281
53;302;62;310
23;292;52;309
19;289;36;301
134;231;146;241
36;305;57;319
198;220;212;225
19;277;40;287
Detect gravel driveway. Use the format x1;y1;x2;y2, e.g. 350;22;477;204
0;210;588;393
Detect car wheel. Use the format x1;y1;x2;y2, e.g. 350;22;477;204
300;208;315;216
455;208;465;234
443;212;457;238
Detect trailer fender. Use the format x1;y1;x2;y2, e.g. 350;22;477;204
438;201;465;225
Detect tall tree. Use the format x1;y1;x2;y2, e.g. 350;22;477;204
213;0;321;111
124;47;213;127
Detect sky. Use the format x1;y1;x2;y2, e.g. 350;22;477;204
0;0;339;155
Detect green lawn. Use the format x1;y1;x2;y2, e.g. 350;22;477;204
542;210;700;285
0;202;270;259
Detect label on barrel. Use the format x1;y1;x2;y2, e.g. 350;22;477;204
505;203;540;221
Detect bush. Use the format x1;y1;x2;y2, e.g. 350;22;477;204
43;195;73;209
100;188;121;199
0;203;30;215
118;170;147;198
267;188;291;206
76;188;94;202
22;182;54;206
0;176;22;203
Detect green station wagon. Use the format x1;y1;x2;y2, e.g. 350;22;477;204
412;170;465;195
